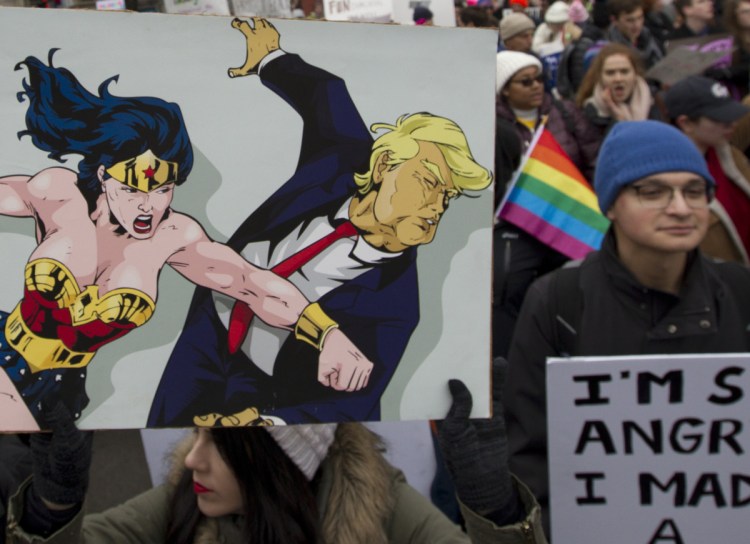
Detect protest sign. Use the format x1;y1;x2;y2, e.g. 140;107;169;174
648;33;736;85
548;354;750;543
0;8;494;431
230;0;291;17
323;0;392;21
666;33;734;67
162;0;231;14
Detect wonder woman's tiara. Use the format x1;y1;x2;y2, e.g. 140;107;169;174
106;149;178;192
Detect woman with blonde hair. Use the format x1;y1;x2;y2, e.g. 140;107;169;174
575;43;660;139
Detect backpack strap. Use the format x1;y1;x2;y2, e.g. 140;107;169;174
550;265;583;357
714;261;750;325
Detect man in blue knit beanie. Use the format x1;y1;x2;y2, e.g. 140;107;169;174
504;120;750;539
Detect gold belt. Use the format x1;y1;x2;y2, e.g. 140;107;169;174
4;304;95;374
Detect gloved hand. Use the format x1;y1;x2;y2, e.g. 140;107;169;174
703;66;733;82
30;402;93;509
437;357;523;526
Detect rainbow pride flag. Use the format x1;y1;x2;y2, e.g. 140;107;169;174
497;126;609;259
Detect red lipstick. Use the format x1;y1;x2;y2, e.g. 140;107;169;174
193;482;211;494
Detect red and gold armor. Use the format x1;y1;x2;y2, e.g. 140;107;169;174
4;258;155;373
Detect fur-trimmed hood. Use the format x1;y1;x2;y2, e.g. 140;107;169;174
168;423;396;544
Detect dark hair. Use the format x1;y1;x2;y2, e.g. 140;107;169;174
460;6;494;26
673;0;694;17
608;0;643;18
575;42;645;107
166;428;320;544
16;49;193;214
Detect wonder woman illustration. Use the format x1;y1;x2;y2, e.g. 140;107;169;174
0;50;373;430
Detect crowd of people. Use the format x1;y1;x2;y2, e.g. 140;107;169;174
1;0;750;542
490;0;750;537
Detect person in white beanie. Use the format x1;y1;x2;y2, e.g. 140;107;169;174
532;0;582;55
5;402;549;543
495;50;599;182
494;49;599;361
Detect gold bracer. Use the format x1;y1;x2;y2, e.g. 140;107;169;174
4;304;94;374
193;407;273;427
106;149;178;193
294;303;339;351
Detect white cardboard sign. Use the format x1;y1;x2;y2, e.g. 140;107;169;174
323;0;392;22
548;354;750;543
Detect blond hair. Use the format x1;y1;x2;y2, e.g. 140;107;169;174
353;113;492;194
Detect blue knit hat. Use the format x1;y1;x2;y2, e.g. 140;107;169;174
594;121;715;213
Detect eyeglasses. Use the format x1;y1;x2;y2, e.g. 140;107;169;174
510;74;545;87
628;182;714;209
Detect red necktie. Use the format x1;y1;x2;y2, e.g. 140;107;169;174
227;220;358;354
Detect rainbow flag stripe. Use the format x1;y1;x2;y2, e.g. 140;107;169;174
499;128;609;259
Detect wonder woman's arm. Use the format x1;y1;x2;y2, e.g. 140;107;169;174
0;168;79;219
166;214;373;392
0;175;34;217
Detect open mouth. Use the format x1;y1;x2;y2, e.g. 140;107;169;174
133;214;153;234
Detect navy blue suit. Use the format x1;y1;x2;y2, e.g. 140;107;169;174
147;54;420;426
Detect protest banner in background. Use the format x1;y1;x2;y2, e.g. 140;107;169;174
390;0;457;26
230;0;291;18
162;0;231;14
0;8;494;431
649;33;736;85
323;0;392;21
548;354;750;543
666;33;734;68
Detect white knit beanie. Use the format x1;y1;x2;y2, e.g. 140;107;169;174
496;51;543;94
266;423;337;480
545;1;570;23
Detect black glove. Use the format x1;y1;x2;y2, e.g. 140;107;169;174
30;402;93;508
703;66;733;82
437;357;523;526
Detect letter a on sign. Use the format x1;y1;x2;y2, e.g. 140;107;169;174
649;519;684;544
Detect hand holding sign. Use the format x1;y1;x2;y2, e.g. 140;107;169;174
437;358;524;525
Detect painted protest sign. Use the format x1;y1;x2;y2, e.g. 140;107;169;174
548;354;749;543
0;9;495;431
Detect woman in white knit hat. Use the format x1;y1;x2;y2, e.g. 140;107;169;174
496;50;599;182
531;0;582;56
493;50;599;359
5;400;548;543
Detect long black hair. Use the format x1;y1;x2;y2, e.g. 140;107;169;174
166;428;320;543
16;49;193;213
